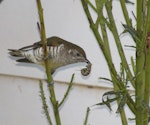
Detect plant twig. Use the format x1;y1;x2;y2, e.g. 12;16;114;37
39;80;53;125
58;73;75;108
81;0;135;114
135;0;147;124
86;0;97;13
105;1;134;88
36;0;61;124
120;0;132;27
143;1;150;124
83;107;90;125
81;0;137;124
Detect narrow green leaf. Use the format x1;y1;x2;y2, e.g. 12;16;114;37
58;73;75;107
83;107;90;125
124;0;134;5
122;24;141;43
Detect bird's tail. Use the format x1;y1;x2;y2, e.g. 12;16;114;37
8;49;23;57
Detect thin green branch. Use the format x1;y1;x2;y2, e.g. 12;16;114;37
119;101;128;125
118;103;128;125
82;0;150;125
83;107;90;125
105;1;135;88
81;0;136;115
136;0;144;38
113;81;128;125
39;80;53;125
95;0;112;61
58;73;75;108
142;0;150;43
37;0;52;84
120;0;132;27
36;0;61;125
94;5;129;122
49;86;61;125
86;0;97;13
117;92;128;125
81;0;119;86
120;0;137;43
143;1;150;124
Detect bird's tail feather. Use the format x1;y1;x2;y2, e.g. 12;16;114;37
8;49;23;57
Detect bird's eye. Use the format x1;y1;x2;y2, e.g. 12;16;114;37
76;53;81;56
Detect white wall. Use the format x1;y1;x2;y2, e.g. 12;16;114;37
0;75;134;125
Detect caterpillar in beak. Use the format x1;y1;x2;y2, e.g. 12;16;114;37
81;60;92;76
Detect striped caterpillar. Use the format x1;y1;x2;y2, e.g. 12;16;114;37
81;62;92;76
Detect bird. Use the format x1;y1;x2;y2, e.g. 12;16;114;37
8;36;91;75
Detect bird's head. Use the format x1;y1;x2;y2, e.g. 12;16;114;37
66;46;91;76
66;44;90;64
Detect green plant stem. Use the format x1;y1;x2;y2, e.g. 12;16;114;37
120;0;132;27
113;81;128;125
86;0;97;12
39;80;53;125
95;0;112;60
119;105;128;125
58;73;75;108
81;0;120;89
135;0;146;125
136;0;144;36
144;48;150;124
81;0;135;116
82;0;150;125
105;1;134;88
135;53;145;125
49;85;61;125
143;1;150;125
36;0;61;125
81;0;136;124
83;107;90;125
96;2;128;124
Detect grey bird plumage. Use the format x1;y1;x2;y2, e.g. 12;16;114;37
8;36;91;75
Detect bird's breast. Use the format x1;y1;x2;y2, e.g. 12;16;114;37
22;44;67;66
47;44;64;58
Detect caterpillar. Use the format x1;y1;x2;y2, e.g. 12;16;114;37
81;62;92;76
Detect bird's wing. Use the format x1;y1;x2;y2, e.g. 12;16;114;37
16;58;33;63
19;43;41;51
20;37;66;50
47;37;64;47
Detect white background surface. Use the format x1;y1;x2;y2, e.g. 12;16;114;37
0;0;135;87
0;75;135;125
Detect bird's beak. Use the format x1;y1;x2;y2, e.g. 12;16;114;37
85;59;91;64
